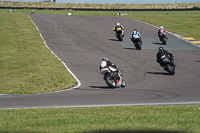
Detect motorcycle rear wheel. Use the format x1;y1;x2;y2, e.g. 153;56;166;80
118;34;123;41
137;42;142;50
105;75;116;88
162;36;166;45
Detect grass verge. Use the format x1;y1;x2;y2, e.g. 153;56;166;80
0;105;200;133
0;10;76;94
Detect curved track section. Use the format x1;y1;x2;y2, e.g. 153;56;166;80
0;15;200;109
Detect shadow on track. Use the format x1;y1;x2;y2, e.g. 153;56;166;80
124;48;138;50
152;42;164;45
146;72;170;75
108;39;119;42
90;86;116;89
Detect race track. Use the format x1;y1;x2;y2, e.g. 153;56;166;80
0;14;200;109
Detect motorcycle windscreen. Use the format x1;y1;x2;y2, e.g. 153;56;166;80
109;66;117;72
162;57;170;64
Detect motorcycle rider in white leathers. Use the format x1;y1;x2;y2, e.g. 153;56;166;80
100;57;118;72
100;57;125;86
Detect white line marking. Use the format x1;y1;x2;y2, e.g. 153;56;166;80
1;101;200;109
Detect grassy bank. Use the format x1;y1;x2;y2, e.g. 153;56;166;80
0;10;76;94
0;1;200;9
0;105;200;132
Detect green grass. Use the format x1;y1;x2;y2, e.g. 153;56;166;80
0;105;200;133
0;10;76;94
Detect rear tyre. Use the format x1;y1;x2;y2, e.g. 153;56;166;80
162;36;166;45
137;42;142;50
105;75;116;88
118;34;123;41
166;64;175;75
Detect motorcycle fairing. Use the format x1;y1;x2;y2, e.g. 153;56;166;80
100;68;110;75
115;28;124;36
160;30;166;36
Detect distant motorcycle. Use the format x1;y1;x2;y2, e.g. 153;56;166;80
115;28;124;41
131;34;142;50
160;54;175;75
159;31;167;45
100;66;125;88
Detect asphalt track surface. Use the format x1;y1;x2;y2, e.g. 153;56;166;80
0;14;200;109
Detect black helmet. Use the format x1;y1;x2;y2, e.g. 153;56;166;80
102;57;108;61
158;47;164;51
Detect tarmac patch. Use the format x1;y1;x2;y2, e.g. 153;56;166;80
119;38;200;50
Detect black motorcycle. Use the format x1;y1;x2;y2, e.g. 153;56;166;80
160;54;175;75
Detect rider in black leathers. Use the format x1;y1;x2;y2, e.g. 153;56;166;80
157;47;174;68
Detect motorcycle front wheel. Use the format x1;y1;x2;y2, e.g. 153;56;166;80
105;75;116;88
166;64;175;75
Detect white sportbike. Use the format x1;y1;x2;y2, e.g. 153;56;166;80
100;65;125;88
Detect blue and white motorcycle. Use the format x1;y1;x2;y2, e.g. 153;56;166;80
130;31;142;50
